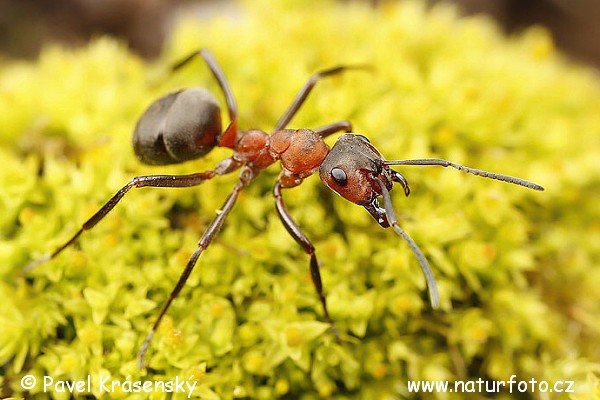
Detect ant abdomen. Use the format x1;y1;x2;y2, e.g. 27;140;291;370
133;88;222;165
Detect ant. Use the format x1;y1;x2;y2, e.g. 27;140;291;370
24;49;544;368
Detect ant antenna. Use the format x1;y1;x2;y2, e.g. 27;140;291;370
385;159;544;191
374;178;440;308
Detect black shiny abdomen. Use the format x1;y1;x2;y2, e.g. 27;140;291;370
132;88;222;165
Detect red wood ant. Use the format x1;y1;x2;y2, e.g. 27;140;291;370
24;49;544;368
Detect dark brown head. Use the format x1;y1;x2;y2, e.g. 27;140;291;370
319;134;409;227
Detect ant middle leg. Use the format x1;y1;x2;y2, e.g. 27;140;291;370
24;158;242;272
273;65;370;132
273;181;341;342
139;179;247;368
314;120;353;139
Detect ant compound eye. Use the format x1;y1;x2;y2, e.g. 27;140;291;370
330;167;348;187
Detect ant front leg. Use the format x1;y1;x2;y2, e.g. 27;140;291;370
24;158;242;272
273;181;341;342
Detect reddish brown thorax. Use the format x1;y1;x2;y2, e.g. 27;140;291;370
233;128;330;188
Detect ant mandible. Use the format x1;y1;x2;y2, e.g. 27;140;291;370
24;49;544;368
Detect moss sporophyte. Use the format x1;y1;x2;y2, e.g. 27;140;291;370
3;1;600;398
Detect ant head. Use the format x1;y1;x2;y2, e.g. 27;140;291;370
319;134;409;227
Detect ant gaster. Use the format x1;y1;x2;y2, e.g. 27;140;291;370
24;49;544;368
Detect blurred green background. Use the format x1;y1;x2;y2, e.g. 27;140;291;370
2;0;600;68
1;0;599;399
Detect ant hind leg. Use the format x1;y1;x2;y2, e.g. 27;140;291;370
24;158;242;273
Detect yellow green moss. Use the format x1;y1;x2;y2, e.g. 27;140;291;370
2;0;600;398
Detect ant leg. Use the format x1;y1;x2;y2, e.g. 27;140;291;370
172;49;237;123
374;177;440;308
273;181;341;342
273;65;369;132
24;158;242;273
314;120;353;139
171;49;239;147
139;180;246;368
